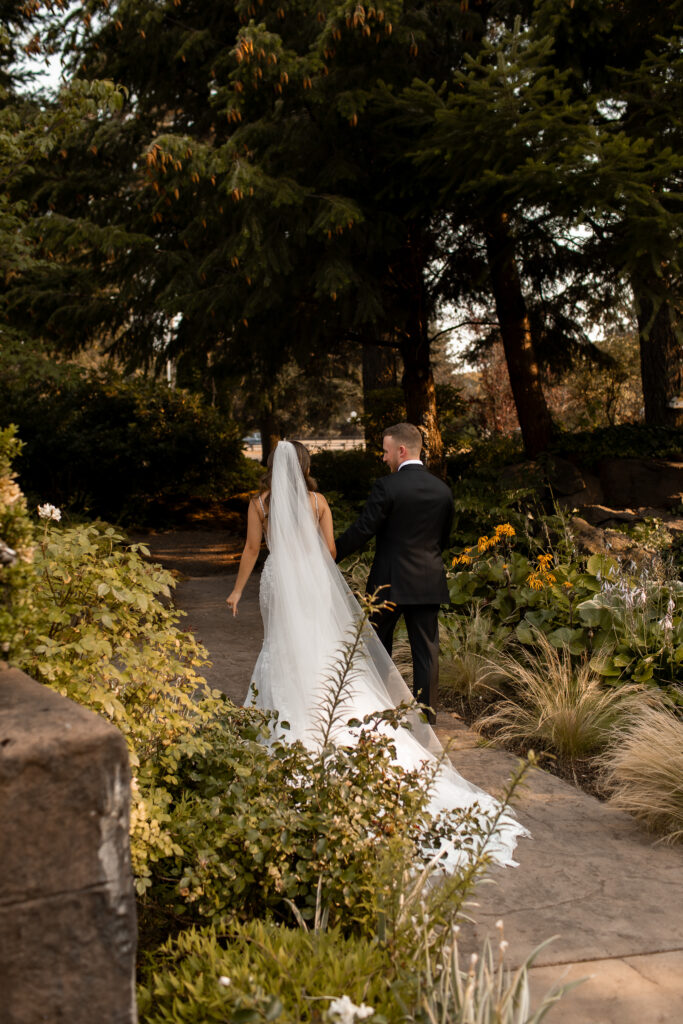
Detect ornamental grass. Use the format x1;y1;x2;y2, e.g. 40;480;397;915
474;632;645;763
598;703;683;843
439;608;508;702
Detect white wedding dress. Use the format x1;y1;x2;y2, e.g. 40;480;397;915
244;441;528;868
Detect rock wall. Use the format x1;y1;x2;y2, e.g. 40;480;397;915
0;665;137;1024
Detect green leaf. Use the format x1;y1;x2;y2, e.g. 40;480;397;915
586;554;619;580
515;621;534;644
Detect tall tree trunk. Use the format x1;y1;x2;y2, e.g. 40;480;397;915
484;212;553;457
633;281;683;427
362;339;400;391
361;336;402;454
395;236;445;477
400;318;444;477
258;404;280;466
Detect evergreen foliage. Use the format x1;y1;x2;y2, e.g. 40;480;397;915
2;1;682;453
0;338;253;522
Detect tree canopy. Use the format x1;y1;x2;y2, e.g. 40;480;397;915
2;0;682;461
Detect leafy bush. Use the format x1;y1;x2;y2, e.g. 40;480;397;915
0;338;257;522
0;426;36;659
138;919;405;1024
137;900;571;1024
446;436;526;484
13;519;209;762
550;424;683;467
10;510;219;893
312;448;385;503
137;697;496;936
447;526;683;704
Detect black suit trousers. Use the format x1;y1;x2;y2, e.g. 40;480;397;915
372;603;440;724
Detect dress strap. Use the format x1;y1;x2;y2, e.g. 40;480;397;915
257;494;268;520
313;492;319;520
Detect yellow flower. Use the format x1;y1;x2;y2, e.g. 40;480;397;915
526;574;545;591
563;581;573;589
452;553;472;566
537;553;554;570
477;535;490;553
494;523;516;538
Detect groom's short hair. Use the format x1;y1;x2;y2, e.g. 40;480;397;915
383;422;423;455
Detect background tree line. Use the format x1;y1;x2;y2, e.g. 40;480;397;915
1;0;682;471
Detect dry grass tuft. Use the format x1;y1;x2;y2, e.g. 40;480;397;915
391;635;413;687
474;632;645;762
439;608;508;701
598;703;683;843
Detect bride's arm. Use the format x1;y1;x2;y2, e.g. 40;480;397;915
317;494;336;559
226;499;262;616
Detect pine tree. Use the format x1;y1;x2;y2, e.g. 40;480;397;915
534;0;683;426
6;1;531;471
406;23;596;455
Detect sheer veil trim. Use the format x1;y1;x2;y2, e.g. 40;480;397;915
246;441;529;867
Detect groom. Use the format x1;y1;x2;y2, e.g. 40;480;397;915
335;422;454;724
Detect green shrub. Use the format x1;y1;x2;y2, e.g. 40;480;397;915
138;919;405;1024
0;426;36;659
447;527;683;704
550;424;683;467
137;896;571;1024
14;518;209;760
446;436;526;484
312;449;385;502
137;702;490;935
11;511;219;893
0;338;255;523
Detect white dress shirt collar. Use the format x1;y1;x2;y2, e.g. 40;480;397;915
397;459;423;471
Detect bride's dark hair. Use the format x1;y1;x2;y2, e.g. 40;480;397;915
259;440;318;496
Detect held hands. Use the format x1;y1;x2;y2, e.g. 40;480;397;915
226;590;241;616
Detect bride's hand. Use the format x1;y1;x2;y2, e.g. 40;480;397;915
226;590;241;616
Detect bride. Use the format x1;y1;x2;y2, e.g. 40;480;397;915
226;440;527;868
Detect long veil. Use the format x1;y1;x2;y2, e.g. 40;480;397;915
263;441;527;866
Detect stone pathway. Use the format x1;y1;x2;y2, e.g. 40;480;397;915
136;530;683;1024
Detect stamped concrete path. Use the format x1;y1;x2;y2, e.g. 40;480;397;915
137;530;683;1024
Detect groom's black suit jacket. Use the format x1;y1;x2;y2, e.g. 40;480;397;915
334;464;454;605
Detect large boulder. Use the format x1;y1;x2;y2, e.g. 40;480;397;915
568;517;634;558
0;666;137;1024
544;455;589;496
